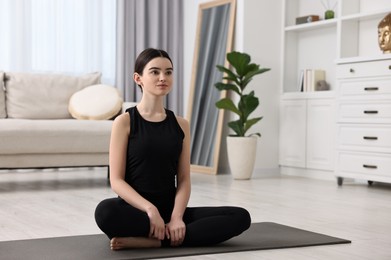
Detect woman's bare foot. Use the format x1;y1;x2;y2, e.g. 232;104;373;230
110;237;161;250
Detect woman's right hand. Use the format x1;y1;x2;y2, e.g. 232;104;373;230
146;206;165;240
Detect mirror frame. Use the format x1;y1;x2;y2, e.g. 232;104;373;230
187;0;236;174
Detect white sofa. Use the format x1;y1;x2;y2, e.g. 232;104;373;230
0;71;123;170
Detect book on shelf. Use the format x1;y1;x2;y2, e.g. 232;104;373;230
298;70;304;92
295;15;320;25
298;69;325;92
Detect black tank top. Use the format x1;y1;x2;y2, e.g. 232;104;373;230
125;106;184;196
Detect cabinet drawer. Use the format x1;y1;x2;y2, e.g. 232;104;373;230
336;59;391;79
339;79;391;99
338;101;391;123
338;125;391;153
337;152;391;177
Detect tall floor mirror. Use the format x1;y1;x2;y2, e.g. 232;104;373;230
187;0;236;174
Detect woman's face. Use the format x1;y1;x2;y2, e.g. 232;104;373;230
379;25;391;53
135;57;173;96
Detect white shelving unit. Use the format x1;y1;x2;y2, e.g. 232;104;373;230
282;0;391;94
282;0;338;94
279;0;391;180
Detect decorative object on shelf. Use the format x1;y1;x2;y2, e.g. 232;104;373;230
378;13;391;54
295;15;319;25
324;10;334;19
321;0;337;20
215;51;270;179
315;80;330;91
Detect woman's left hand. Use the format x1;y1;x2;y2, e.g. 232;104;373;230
165;218;186;247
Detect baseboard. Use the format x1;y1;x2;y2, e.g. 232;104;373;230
280;166;335;181
217;167;280;177
252;167;281;177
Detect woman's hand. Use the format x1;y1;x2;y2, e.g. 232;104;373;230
146;206;165;240
165;218;186;246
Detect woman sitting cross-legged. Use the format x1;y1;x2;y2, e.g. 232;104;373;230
94;48;251;250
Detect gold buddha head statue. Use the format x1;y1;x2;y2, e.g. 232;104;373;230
378;13;391;54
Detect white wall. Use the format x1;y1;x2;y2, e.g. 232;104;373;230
240;0;282;174
183;0;282;175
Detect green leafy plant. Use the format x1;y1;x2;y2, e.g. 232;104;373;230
215;51;271;137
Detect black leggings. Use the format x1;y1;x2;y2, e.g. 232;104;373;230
95;197;251;247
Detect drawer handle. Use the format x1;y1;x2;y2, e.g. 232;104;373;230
363;136;378;140
363;164;377;169
364;87;379;91
363;110;378;114
349;68;355;73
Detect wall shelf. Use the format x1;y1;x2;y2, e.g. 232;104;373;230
285;19;337;32
336;53;391;64
341;8;391;22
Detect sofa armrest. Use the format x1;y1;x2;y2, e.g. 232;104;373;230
122;102;138;113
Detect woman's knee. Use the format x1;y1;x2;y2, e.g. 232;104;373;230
233;207;251;232
241;207;252;228
95;198;151;239
94;198;118;231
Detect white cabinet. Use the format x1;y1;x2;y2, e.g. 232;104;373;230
279;94;335;172
279;99;306;167
335;59;391;185
306;98;335;170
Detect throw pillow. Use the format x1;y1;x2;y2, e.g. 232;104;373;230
5;72;101;119
68;84;123;120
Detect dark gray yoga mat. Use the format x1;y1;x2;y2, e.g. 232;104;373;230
0;222;350;260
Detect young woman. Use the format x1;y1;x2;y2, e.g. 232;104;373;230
95;48;251;250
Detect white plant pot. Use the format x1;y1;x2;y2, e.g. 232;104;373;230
226;136;258;180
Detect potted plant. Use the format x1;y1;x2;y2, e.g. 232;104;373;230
215;51;270;179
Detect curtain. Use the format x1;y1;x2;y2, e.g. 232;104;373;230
0;0;116;84
116;0;183;115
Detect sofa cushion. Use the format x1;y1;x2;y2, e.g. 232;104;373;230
0;119;112;154
0;153;109;168
4;72;101;119
68;84;123;120
0;71;6;118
